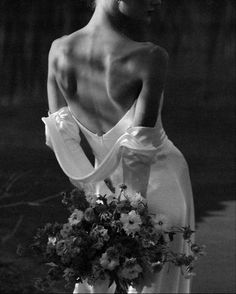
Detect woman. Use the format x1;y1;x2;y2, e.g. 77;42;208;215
42;0;195;293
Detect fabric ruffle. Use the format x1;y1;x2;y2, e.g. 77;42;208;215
42;107;167;185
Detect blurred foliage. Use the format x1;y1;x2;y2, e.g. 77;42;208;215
0;0;235;107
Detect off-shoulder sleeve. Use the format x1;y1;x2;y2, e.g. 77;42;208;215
42;109;166;186
42;107;94;178
120;127;167;196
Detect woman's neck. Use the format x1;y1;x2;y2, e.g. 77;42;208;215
87;4;149;42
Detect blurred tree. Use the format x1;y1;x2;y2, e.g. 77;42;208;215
203;0;228;100
0;0;235;108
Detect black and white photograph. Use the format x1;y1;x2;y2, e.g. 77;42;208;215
0;0;235;293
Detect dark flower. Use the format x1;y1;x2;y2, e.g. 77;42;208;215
47;266;62;281
136;202;146;215
142;238;155;248
118;258;142;280
87;263;107;286
42;222;62;237
71;247;81;258
56;240;67;256
84;207;96;222
191;244;206;255
100;211;112;222
92;237;104;250
91;225;110;243
110;220;123;232
68;209;84;226
175;254;195;267
100;249;120;270
183;255;195;266
60;223;72;238
116;201;130;213
61;253;72;265
62;188;89;212
56;239;72;256
182;226;195;240
63;268;76;283
95;204;107;214
106;246;120;260
119;184;127;190
86;193;98;208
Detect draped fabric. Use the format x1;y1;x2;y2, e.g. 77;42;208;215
42;104;194;293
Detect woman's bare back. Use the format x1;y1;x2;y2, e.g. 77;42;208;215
48;27;167;135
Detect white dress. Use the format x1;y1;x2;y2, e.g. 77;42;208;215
42;96;195;293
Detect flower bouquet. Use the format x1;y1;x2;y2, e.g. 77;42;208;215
32;185;205;293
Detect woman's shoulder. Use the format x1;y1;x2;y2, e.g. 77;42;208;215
48;30;87;65
124;42;168;80
137;42;168;69
136;42;168;58
48;32;88;87
49;35;70;59
48;35;71;75
117;39;168;60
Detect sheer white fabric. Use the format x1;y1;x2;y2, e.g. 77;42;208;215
42;101;195;293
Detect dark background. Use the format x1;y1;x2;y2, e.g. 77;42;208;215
0;0;235;293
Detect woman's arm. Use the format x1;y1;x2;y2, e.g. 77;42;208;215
132;46;168;127
47;40;68;113
122;46;168;196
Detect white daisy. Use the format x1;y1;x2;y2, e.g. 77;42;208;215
152;214;170;232
47;236;57;246
120;210;142;235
